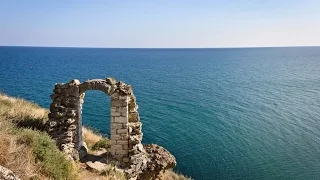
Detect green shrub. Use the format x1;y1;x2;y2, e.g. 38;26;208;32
91;138;110;150
100;164;126;180
19;129;76;179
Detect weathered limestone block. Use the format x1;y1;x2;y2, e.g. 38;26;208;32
90;81;96;89
49;120;58;127
129;122;142;134
85;161;109;173
113;154;124;161
49;111;66;119
68;125;77;131
65;86;80;97
118;107;128;116
99;83;111;94
62;137;73;143
111;123;124;129
50;105;66;112
114;116;127;123
106;77;117;85
119;95;128;100
123;157;130;163
79;82;89;93
129;134;143;146
55;83;69;89
62;131;73;137
110;107;117;112
111;99;123;107
69;79;80;86
117;129;128;134
62;97;79;108
130;144;144;154
117;83;132;95
111;111;121;116
122;123;128;129
0;165;21;180
113;145;123;150
110;85;117;94
61;143;75;151
110;92;120;100
116;150;128;155
117;140;129;145
66;109;76;117
66;118;75;124
112;134;128;140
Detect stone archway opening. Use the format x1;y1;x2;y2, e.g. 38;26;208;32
46;77;143;165
80;90;111;138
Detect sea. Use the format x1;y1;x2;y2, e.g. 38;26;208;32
0;46;320;180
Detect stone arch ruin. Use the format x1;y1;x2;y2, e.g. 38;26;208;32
46;78;143;164
46;77;176;179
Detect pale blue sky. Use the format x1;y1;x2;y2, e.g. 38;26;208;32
1;0;319;48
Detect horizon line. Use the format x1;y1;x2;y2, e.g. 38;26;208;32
1;45;320;49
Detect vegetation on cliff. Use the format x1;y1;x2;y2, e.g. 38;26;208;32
0;93;190;180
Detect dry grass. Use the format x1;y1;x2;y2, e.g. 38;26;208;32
0;94;76;179
82;127;104;147
82;127;110;151
0;93;191;180
0;132;41;179
100;164;126;180
0;93;48;130
0;94;48;179
79;170;109;180
78;164;126;180
160;169;193;180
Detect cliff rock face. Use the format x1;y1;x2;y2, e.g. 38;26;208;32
138;144;176;180
0;165;21;180
125;144;176;179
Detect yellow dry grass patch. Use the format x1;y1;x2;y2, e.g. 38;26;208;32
0;94;48;120
0;93;48;130
0;132;41;179
78;164;126;180
82;127;104;147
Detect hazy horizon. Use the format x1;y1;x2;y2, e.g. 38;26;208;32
1;0;320;48
2;45;320;49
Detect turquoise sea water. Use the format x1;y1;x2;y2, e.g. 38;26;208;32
1;46;320;180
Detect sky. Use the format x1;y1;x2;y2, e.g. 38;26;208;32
0;0;320;48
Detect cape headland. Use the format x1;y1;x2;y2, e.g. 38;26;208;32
0;77;191;180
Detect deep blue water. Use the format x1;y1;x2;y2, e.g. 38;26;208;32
1;46;320;180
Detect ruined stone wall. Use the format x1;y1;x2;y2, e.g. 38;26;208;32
46;78;143;164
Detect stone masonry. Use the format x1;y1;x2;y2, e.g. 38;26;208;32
46;77;143;165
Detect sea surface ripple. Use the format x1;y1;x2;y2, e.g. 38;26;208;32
1;47;320;180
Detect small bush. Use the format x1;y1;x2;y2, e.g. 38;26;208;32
91;138;110;150
19;129;77;180
100;164;126;180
